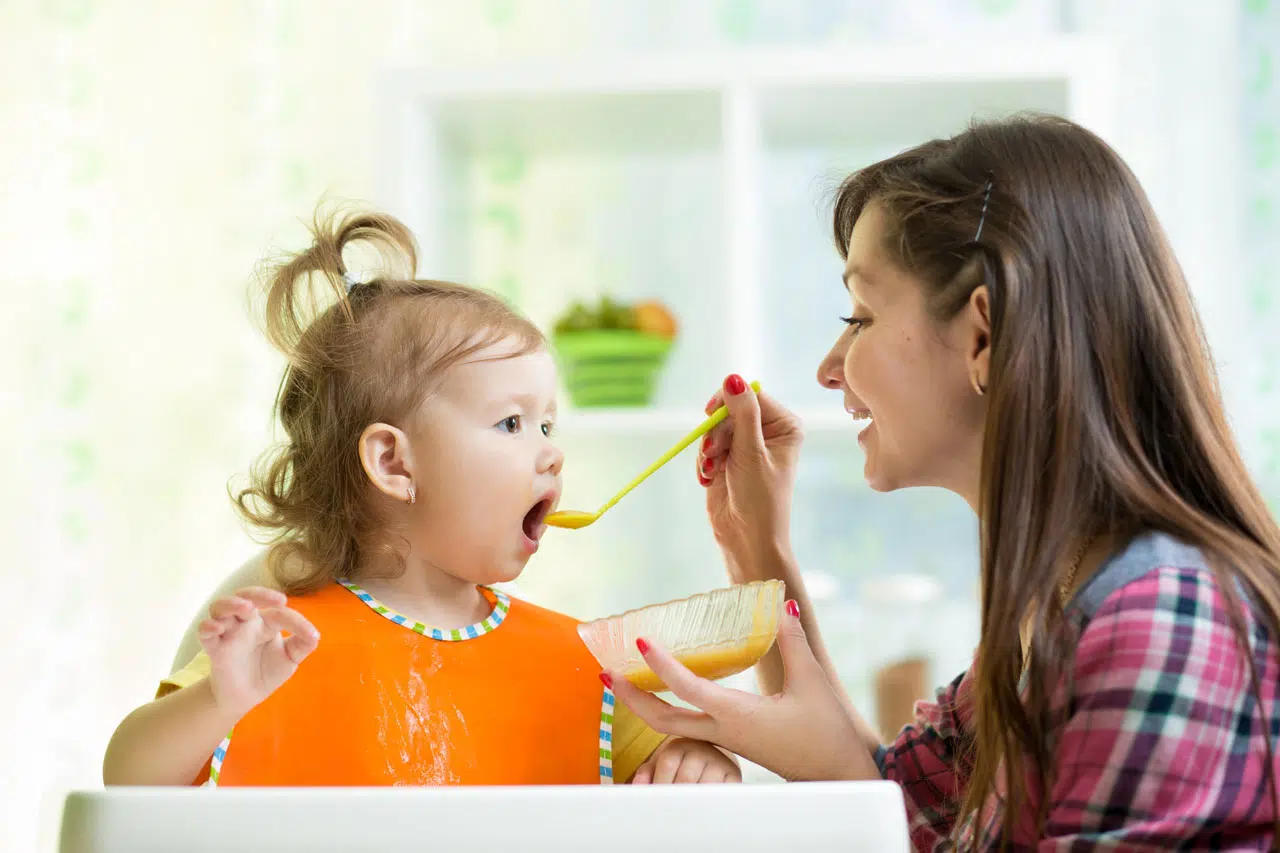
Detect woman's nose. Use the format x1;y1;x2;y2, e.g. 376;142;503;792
816;334;849;391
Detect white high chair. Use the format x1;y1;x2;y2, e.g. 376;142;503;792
170;552;273;672
60;783;911;852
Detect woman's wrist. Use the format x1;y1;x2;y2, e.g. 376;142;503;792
727;536;798;584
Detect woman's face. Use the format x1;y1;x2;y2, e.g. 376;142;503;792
816;200;988;505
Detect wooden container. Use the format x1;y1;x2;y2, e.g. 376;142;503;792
874;657;929;741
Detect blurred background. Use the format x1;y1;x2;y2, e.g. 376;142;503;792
2;0;1278;849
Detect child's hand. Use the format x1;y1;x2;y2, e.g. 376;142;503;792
630;737;742;784
197;586;319;719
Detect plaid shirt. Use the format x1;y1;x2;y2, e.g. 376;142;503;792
876;533;1280;851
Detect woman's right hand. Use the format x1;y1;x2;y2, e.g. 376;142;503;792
197;586;319;719
697;374;804;582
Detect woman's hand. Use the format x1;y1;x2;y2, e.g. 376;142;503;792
630;737;742;784
607;601;879;783
697;374;804;583
198;586;320;718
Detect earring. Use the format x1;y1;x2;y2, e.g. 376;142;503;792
406;485;416;505
972;376;987;397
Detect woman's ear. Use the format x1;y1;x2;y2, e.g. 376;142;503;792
358;423;416;504
966;285;992;395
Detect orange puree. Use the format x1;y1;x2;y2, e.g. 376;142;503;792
624;632;776;693
544;510;598;529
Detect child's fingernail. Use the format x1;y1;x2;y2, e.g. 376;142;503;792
636;637;651;655
701;457;714;475
599;672;614;689
786;600;801;618
725;374;747;396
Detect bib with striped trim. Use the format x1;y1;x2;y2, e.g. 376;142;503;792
201;580;613;786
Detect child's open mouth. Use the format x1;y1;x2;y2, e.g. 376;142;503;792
521;497;553;547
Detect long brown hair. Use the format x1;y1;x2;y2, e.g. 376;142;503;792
832;114;1280;844
234;205;544;594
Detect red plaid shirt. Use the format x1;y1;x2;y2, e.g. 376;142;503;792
876;533;1280;851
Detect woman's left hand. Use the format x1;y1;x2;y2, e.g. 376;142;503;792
630;737;742;784
607;602;881;783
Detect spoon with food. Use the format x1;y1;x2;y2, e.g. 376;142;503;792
545;381;761;530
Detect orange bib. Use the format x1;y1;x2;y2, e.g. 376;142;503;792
205;582;613;786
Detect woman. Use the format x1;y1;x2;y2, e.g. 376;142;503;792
607;115;1280;849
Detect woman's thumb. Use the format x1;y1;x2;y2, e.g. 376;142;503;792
777;600;823;688
721;375;765;455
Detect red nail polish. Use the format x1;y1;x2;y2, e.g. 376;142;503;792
701;457;714;475
786;599;800;618
636;637;651;655
599;672;614;689
706;397;719;412
701;436;712;452
698;473;712;487
725;374;747;396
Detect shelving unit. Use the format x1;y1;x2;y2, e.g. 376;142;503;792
376;39;1113;417
372;41;1114;724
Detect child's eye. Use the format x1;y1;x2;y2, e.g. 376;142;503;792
498;415;522;434
541;421;555;438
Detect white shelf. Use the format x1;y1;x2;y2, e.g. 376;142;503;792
556;406;855;435
417;89;723;153
383;39;1105;97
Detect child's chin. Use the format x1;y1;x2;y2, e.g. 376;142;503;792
471;558;529;587
490;569;526;587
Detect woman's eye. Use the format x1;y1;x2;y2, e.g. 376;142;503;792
840;316;870;335
498;415;521;433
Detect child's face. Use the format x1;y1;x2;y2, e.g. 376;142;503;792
408;341;564;586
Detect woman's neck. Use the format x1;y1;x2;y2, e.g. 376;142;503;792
1061;532;1120;601
353;556;494;629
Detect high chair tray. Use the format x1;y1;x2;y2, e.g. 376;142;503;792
60;781;909;853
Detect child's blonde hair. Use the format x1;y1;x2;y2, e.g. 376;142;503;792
234;205;545;594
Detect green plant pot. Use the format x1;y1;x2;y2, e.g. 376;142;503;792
553;330;674;408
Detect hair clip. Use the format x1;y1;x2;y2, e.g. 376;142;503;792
973;175;994;243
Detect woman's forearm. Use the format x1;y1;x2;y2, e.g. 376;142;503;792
743;545;884;757
103;677;241;786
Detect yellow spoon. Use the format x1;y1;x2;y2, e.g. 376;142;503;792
546;381;761;530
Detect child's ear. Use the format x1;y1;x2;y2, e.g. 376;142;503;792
358;423;416;504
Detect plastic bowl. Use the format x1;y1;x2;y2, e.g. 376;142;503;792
553;330;673;408
577;580;786;693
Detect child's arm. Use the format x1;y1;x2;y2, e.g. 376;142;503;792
102;674;243;786
102;587;319;786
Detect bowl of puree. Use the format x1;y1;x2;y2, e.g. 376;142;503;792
578;580;785;692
